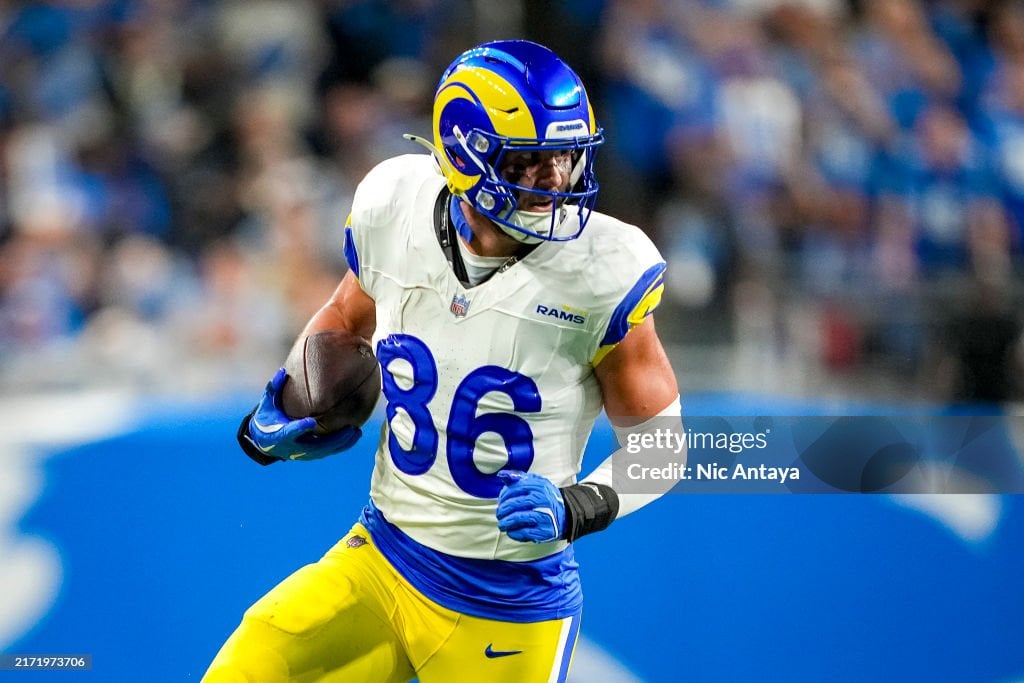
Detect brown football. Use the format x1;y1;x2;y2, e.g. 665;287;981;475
280;329;381;433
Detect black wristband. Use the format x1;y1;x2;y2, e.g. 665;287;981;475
560;482;619;542
236;409;280;466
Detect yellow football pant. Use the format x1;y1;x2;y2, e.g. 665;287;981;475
203;523;580;682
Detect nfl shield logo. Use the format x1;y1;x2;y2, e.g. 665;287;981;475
450;294;470;318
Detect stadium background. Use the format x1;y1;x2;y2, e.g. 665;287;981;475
1;0;1022;681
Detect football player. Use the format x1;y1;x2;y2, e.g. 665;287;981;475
204;40;682;683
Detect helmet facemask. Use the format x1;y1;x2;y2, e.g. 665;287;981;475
453;127;603;242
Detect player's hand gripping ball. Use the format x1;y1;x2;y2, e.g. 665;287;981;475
495;471;567;543
279;329;382;433
248;330;381;461
248;369;361;461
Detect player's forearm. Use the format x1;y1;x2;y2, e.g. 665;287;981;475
300;302;349;338
581;395;684;519
542;396;682;544
299;272;376;341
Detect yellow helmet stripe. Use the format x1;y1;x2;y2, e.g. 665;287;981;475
433;65;538;194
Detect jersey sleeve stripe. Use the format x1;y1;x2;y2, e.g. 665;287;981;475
343;222;360;280
597;261;667;349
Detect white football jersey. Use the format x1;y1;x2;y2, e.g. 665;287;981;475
345;154;665;561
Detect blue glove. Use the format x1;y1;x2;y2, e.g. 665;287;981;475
495;470;566;543
247;368;362;462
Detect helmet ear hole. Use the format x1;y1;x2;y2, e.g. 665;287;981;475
448;149;469;171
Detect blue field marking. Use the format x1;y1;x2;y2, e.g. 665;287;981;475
5;393;1024;682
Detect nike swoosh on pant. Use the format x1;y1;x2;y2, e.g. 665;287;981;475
485;644;523;658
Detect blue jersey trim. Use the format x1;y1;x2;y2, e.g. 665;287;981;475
449;197;476;243
343;226;360;278
360;502;582;622
599;261;666;347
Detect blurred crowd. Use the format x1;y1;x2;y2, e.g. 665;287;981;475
0;0;1021;402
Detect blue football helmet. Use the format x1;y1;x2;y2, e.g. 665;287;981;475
425;40;604;241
